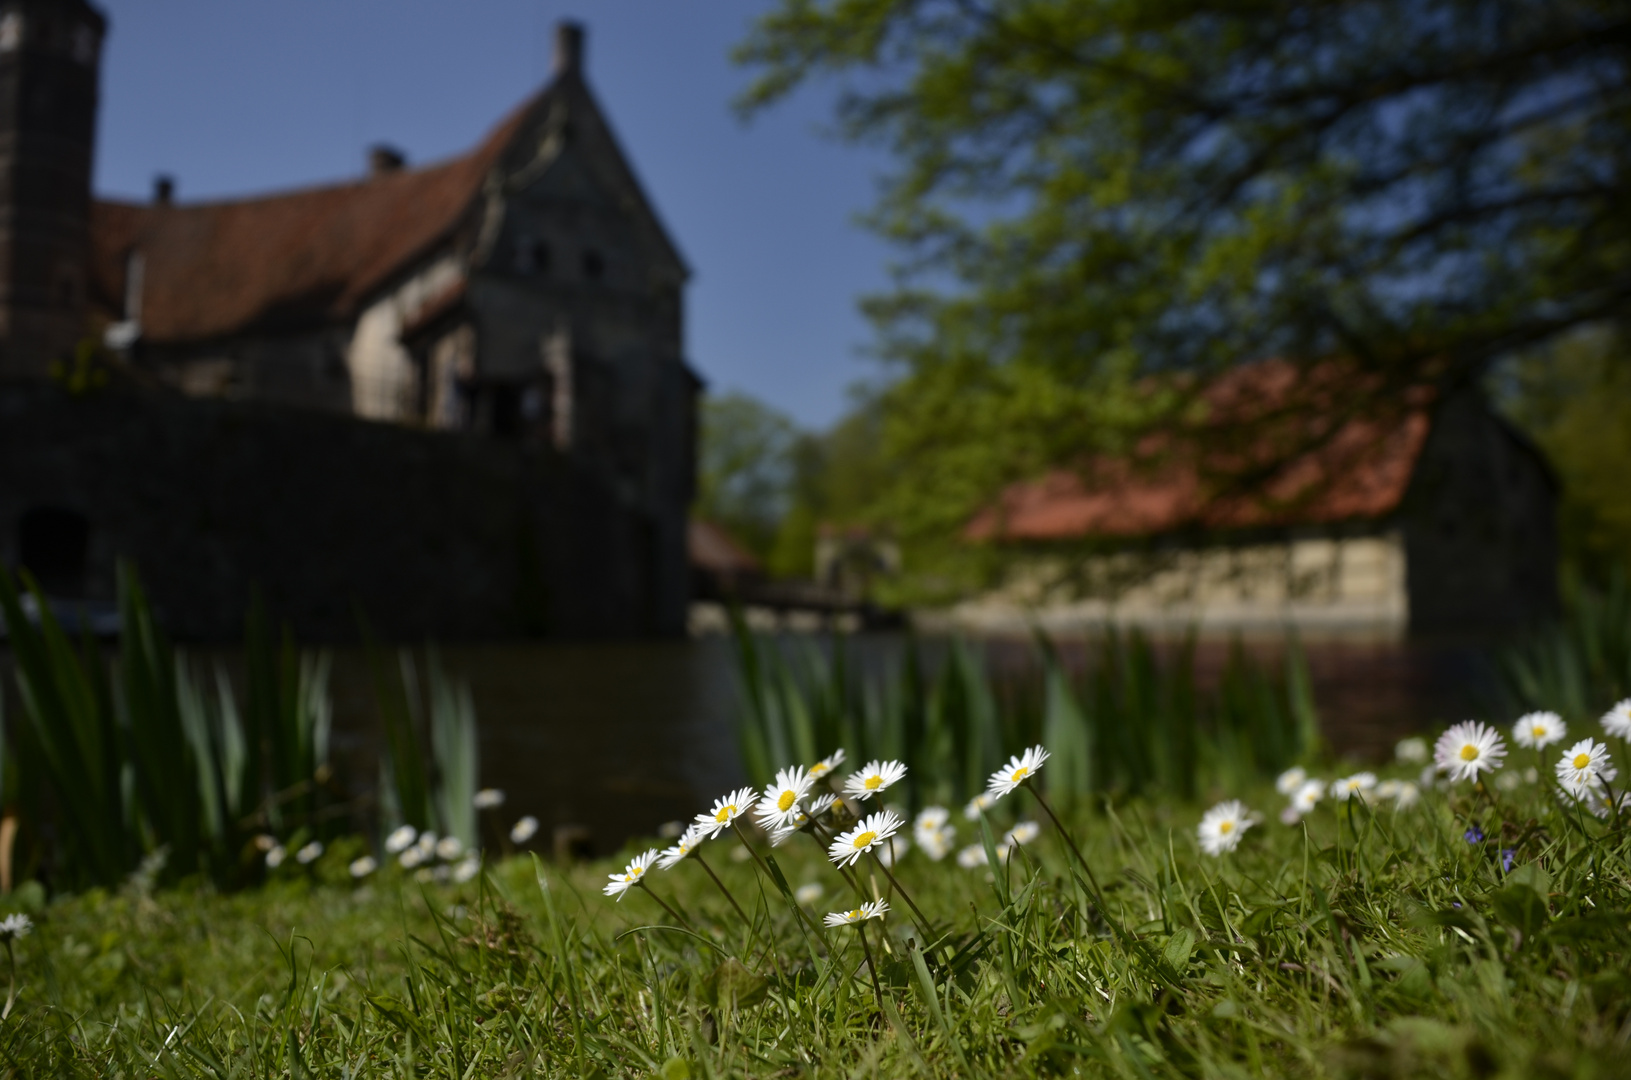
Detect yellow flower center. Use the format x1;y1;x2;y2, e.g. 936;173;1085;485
865;775;883;790
1219;821;1234;834
847;909;862;920
715;805;736;822
1459;745;1479;761
1533;726;1547;738
631;865;644;878
1012;766;1029;782
810;764;828;777
1574;752;1591;769
852;830;877;849
778;791;796;812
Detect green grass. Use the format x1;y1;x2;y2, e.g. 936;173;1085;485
3;762;1629;1079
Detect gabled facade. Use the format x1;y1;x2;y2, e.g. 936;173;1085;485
87;25;697;526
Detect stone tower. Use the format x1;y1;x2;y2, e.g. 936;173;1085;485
0;0;104;378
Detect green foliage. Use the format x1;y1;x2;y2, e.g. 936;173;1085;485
731;622;1318;807
1498;326;1631;584
365;637;482;848
735;0;1631;568
697;392;803;561
1498;571;1631;723
8;762;1631;1077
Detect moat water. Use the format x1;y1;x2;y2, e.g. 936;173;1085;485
310;631;1495;857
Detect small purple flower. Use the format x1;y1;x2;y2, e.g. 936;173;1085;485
1501;848;1515;873
1452;901;1463;909
1463;826;1484;844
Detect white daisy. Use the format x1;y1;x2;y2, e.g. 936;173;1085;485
657;823;709;870
807;748;847;781
1602;700;1631;739
602;849;659;901
1375;779;1401;801
415;832;438;857
399;846;425;869
1433;721;1507;783
295;840;324;865
827;810;904;868
963;792;997;820
510;816;539;844
1579;783;1631;819
252;833;277;852
1329;772;1376;802
986;746;1051;799
1292;779;1324;814
956;844;988;868
265;845;287;868
914;807;956;861
384;825;417;854
0;913;31;941
349;855;378;878
1393;781;1421;809
695;786;758;838
1275;766;1307;796
1004;821;1040;846
452;856;481;884
1395;736;1428;764
1513;711;1567;750
843;760;908;802
794;882;824;905
1197;800;1254;856
435;836;464;861
472;788;506;810
1556;739;1617;798
823;899;888;927
755;766;815;829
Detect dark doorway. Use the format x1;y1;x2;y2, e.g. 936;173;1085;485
17;506;90;597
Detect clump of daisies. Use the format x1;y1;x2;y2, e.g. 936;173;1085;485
1556;738;1617;801
1198;800;1255;856
913;806;956;861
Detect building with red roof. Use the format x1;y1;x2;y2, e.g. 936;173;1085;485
949;364;1557;638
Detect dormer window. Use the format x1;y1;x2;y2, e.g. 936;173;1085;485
582;250;604;281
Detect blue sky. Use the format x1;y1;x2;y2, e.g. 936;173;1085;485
91;1;893;430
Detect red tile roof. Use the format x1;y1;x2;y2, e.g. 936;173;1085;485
966;361;1435;542
688;518;763;578
88;92;540;344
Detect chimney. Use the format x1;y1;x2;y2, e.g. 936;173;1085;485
553;21;584;76
153;175;174;206
368;144;406;177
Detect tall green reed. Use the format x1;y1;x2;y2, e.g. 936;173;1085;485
0;563;481;891
732;619;1318;808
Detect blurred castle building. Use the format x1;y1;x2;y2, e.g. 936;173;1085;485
946;363;1558;639
0;8;699;639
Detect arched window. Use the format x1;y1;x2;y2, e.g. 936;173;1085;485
17;505;90;597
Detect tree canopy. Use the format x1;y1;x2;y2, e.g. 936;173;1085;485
735;0;1631;564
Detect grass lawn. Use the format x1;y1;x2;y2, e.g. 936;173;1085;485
4;757;1630;1079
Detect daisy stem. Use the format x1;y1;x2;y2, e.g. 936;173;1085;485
636;882;694;932
868;850;931;938
2;940;13;1022
733;823;829;943
808;822;867;899
1026;785;1112;915
855;921;887;1016
692;850;750;926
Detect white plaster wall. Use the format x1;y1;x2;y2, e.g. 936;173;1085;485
347;255;465;421
933;530;1410;639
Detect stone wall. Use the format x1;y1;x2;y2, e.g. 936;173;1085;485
0;382;687;641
